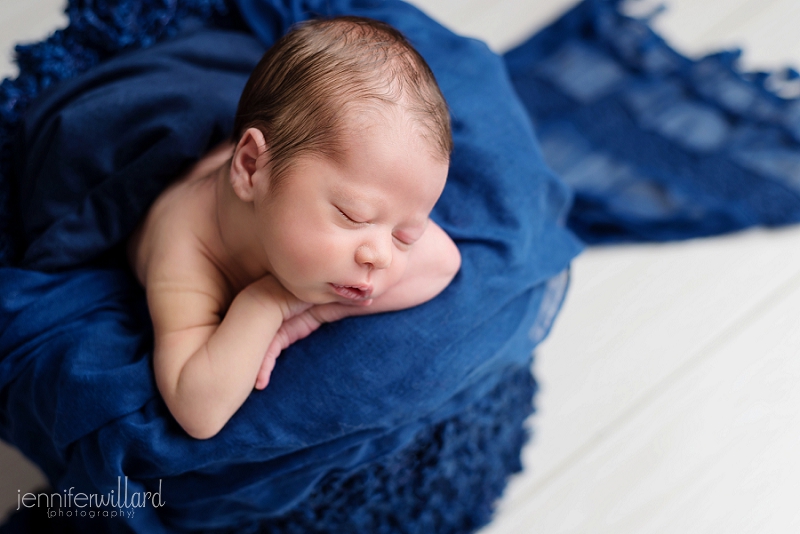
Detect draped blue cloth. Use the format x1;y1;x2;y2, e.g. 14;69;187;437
1;0;580;532
2;0;800;532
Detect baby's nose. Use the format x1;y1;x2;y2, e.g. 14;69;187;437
355;238;392;270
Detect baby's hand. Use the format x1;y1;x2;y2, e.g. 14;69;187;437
244;274;313;321
254;299;372;390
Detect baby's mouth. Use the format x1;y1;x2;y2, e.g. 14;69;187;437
331;283;372;300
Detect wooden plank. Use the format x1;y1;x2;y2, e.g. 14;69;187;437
407;0;580;52
484;259;800;533
649;0;773;59
0;443;46;523
512;226;800;497
0;0;67;78
650;0;800;70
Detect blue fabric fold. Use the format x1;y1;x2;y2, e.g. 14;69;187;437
1;0;581;532
15;27;264;270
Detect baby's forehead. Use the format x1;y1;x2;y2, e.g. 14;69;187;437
340;104;446;160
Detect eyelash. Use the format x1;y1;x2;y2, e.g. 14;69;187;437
337;207;414;247
393;235;413;248
337;208;362;225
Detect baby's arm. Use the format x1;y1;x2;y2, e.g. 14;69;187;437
148;263;308;439
256;219;460;387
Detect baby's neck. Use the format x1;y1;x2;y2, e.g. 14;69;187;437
204;158;273;292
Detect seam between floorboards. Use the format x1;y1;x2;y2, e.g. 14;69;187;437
505;265;800;508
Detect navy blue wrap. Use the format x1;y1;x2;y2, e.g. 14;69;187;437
0;1;581;532
6;0;800;531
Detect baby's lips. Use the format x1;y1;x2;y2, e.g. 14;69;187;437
330;283;373;301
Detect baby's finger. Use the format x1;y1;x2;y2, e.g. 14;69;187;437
310;301;371;324
255;351;278;390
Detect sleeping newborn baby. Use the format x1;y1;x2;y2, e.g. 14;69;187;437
127;16;461;439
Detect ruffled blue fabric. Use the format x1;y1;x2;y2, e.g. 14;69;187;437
507;0;800;242
1;0;579;533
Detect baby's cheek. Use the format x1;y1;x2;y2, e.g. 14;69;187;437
288;236;335;275
386;254;409;287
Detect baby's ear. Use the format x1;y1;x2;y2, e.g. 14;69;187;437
229;127;269;202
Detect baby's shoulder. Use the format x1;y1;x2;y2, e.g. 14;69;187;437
139;230;235;337
130;186;233;315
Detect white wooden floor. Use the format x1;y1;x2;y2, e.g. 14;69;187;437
2;0;800;531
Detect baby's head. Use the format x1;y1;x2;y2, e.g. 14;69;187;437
228;17;453;304
232;16;452;190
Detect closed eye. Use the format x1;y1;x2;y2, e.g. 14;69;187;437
393;235;414;249
337;207;363;225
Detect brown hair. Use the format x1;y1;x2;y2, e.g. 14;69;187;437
232;16;452;190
